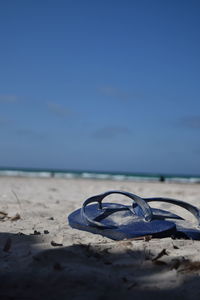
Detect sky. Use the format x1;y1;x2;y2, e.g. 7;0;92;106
0;0;200;175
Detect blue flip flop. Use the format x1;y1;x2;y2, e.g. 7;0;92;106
68;191;177;240
135;197;200;240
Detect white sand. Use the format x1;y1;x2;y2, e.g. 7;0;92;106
0;176;200;299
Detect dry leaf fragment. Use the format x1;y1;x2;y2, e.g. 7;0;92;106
152;249;168;261
0;211;8;220
10;213;21;221
30;230;41;235
173;244;179;249
0;211;7;216
179;261;200;273
144;235;152;241
51;241;63;247
0;211;21;222
123;235;152;242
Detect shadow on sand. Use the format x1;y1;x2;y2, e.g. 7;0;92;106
0;232;200;300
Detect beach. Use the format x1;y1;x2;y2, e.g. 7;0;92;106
0;176;200;299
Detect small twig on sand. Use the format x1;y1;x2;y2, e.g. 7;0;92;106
51;241;63;247
12;190;22;212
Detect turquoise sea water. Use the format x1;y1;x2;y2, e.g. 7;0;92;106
0;167;200;183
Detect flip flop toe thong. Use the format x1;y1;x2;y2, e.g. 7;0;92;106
68;191;176;240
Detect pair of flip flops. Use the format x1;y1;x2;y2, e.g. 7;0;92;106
68;190;200;240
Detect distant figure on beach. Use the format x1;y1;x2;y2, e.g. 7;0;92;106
159;175;165;182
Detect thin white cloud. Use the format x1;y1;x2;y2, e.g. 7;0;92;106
0;116;13;126
93;126;132;139
0;117;6;125
47;102;71;118
98;86;142;101
181;116;200;129
16;129;46;139
0;95;17;103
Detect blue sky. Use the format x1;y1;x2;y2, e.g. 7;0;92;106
0;0;200;175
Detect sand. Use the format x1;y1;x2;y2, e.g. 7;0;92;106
0;176;200;299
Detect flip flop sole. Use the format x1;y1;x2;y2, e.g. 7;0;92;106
173;223;200;240
68;203;176;240
134;204;200;240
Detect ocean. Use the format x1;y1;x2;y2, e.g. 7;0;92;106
0;167;199;183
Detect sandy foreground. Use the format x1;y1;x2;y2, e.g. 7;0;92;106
0;176;200;300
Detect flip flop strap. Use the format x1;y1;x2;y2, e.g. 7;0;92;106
81;190;153;229
145;197;200;226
